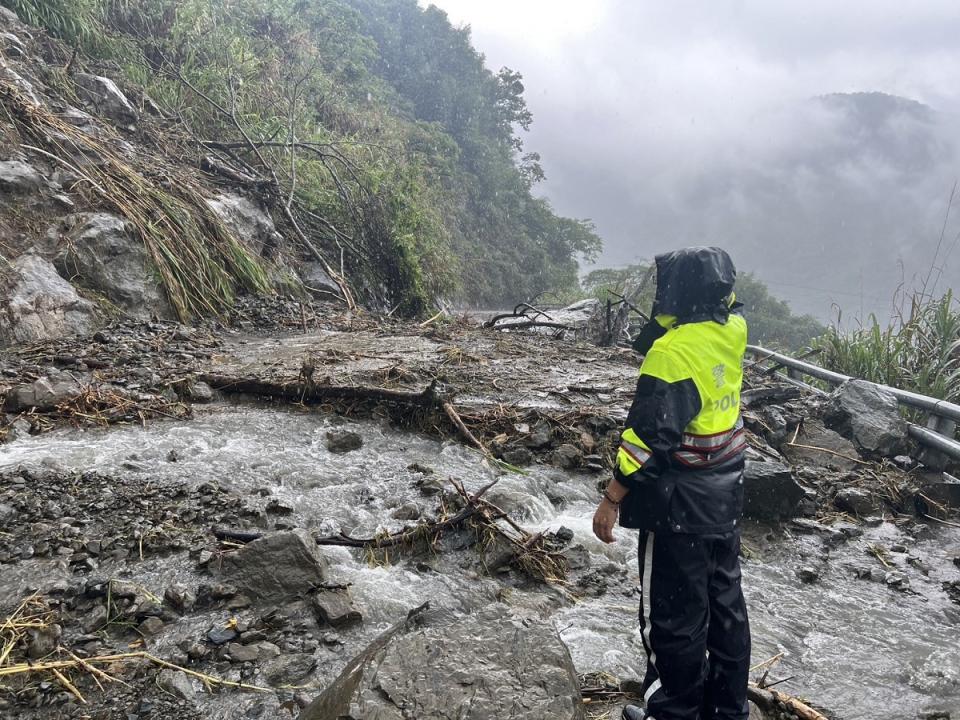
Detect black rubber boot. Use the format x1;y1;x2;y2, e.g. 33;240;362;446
621;705;647;720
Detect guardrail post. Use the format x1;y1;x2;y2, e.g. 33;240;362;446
918;414;957;471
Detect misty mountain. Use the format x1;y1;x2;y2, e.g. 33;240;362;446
624;92;960;322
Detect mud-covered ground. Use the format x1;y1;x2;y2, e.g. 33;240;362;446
2;301;960;720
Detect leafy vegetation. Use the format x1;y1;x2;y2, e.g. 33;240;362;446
582;264;824;350
2;0;601;315
819;291;960;402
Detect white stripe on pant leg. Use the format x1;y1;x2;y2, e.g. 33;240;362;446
644;678;662;701
641;531;662;704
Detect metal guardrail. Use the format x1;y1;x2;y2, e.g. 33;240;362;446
746;344;960;463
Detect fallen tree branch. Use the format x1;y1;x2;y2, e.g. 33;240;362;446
157;57;356;310
747;685;830;720
442;400;489;455
199;374;440;407
490;321;572;332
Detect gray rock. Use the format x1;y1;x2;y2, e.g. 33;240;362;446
58;106;102;139
219;530;329;605
0;56;41;106
302;605;584;720
55;213;171;318
893;455;915;469
562;544;591;571
207;626;238;645
390;502;421;521
884;571;910;590
226;642;259;663
312;587;362;628
553;443;582;470
782;420;861;470
164;584;196;613
326;429;363;454
26;624;62;659
917;475;960;511
262;653;317;686
4;371;84;412
501;446;534;466
789;518;847;547
138;617;164;636
742;460;805;520
73;73;138;126
0;159;43;193
0;31;26;58
187;381;214;403
255;641;281;662
797;566;819;583
833;487;879;516
205;193;281;256
0;6;19;23
299;261;341;296
81;604;109;633
0;254;98;346
826;379;909;457
157;669;195;701
525;423;554;449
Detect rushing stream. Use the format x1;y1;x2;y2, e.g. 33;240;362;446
2;403;959;719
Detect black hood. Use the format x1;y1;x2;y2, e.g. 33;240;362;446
653;247;736;321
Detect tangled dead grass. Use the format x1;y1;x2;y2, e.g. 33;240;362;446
0;77;271;322
0;595;275;706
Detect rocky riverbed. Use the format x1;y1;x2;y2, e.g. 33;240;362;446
1;311;960;720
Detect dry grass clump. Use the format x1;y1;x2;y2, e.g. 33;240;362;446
0;78;271;322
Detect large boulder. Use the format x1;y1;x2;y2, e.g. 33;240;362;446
0;254;98;345
0;159;43;194
205;193;281;257
0;56;42;107
826;379;909;457
55;213;171;319
302;605;585;720
915;473;960;513
5;370;84;412
833;487;881;517
743;460;805;520
73;73;137;127
781;419;861;471
299;261;341;297
219;530;329;605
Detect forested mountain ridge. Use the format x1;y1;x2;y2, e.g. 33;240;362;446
1;0;601;316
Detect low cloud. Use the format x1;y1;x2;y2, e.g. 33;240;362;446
426;1;960;319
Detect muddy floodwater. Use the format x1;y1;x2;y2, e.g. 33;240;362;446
3;402;958;719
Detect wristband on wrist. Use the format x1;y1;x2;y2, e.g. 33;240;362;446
602;490;621;506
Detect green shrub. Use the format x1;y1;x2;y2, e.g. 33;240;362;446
818;291;960;401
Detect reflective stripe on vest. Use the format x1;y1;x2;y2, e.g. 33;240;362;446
673;421;746;468
620;438;652;466
679;418;744;451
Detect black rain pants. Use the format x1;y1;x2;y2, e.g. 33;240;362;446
637;530;750;720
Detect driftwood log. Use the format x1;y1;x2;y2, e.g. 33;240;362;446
747;685;829;720
200;374;441;407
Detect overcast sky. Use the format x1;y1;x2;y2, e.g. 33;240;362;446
420;1;960;317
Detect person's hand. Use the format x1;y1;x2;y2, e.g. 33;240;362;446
592;497;619;543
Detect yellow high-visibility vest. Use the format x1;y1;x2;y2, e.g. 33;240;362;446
617;313;747;477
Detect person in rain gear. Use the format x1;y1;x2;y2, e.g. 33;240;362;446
592;247;750;720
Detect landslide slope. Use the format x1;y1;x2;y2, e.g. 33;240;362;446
0;0;601;345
